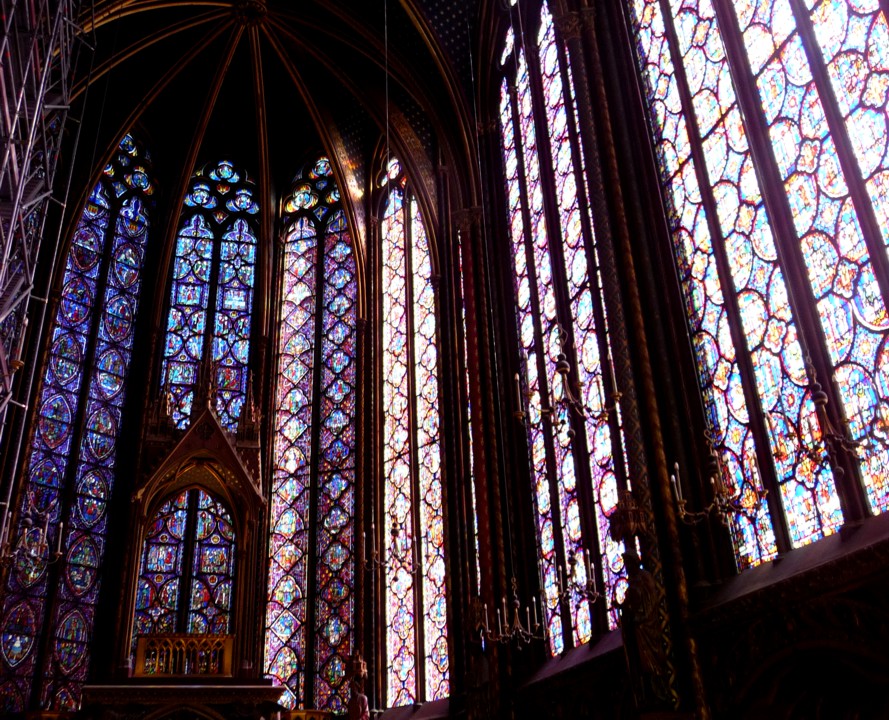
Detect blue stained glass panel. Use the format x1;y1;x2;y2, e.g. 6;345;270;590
0;134;154;713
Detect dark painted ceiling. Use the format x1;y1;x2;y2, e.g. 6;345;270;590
66;0;482;247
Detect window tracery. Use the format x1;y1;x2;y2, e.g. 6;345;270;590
0;135;155;712
379;158;449;705
161;160;259;431
264;158;357;713
498;2;631;656
628;0;889;563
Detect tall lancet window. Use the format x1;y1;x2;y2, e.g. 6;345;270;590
628;0;889;565
0;135;155;713
161;160;258;431
379;158;448;706
264;158;357;713
499;2;632;656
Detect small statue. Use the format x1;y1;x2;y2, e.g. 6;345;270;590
348;652;370;720
620;548;669;706
348;678;370;720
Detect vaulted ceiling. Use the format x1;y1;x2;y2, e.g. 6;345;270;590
67;0;488;250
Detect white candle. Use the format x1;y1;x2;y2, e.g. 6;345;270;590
532;596;538;627
484;603;489;631
671;474;682;503
514;372;523;413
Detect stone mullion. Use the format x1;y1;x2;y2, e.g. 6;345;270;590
567;0;697;711
463;109;522;719
367;213;385;713
431;172;465;704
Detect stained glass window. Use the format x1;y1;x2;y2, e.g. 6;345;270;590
133;488;235;643
379;158;449;706
627;0;889;562
499;4;632;656
161;160;258;431
264;158;357;713
0;134;155;713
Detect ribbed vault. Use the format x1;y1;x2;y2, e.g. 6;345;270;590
65;0;482;264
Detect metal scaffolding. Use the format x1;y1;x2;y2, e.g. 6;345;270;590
0;0;82;428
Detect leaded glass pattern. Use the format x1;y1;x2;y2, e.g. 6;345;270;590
264;159;356;713
132;488;235;643
188;491;235;634
380;160;449;705
0;135;154;713
499;3;632;655
161;160;258;431
627;0;889;559
133;494;189;637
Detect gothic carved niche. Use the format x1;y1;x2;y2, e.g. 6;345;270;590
135;406;264;514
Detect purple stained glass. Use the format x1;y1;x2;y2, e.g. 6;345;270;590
314;210;356;713
162;214;212;426
538;4;629;633
382;168;449;705
0;134;154;713
505;38;593;653
161;161;258;431
212;217;257;430
264;160;355;713
410;199;448;700
133;492;189;637
501;68;565;653
266;215;316;710
382;184;417;707
665;0;843;547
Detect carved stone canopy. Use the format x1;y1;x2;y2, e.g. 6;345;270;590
132;406;265;527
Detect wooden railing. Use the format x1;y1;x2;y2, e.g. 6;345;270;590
134;634;234;677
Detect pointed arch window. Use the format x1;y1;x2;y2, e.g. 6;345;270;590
264;158;357;713
133;488;235;640
378;159;448;706
0;134;155;713
161;160;259;431
627;0;889;565
499;2;632;656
